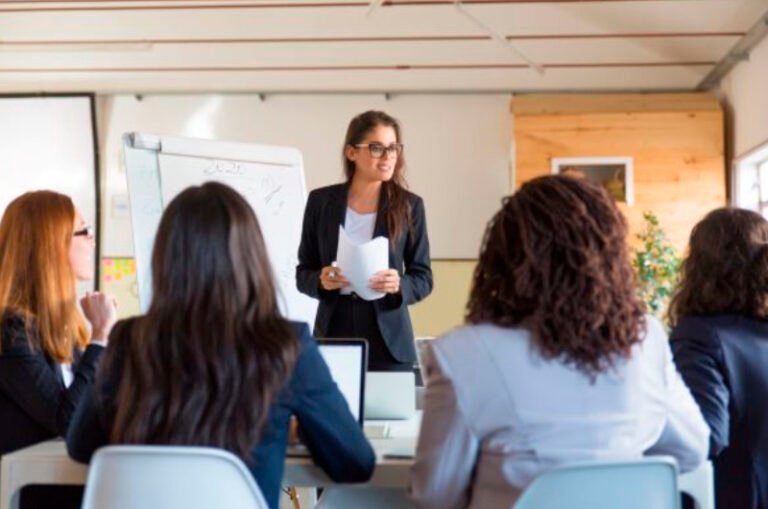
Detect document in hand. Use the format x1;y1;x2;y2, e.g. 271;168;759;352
336;225;389;301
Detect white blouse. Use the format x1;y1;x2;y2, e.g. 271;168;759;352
340;207;377;295
410;315;709;509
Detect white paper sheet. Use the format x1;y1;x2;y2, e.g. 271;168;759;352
336;225;389;301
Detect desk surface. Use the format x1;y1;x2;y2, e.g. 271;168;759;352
0;413;713;509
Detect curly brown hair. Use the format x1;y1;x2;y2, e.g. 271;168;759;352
466;175;646;378
668;207;768;326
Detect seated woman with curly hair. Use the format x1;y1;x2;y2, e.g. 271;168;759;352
410;175;709;509
669;208;768;509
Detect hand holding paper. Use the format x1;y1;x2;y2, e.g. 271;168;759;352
336;225;389;301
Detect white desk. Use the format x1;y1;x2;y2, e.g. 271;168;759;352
0;414;714;509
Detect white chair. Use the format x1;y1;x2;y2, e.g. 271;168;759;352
80;445;269;509
514;457;680;509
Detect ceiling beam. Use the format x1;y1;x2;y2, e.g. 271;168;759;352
0;32;745;47
0;0;682;13
697;8;768;90
0;62;716;73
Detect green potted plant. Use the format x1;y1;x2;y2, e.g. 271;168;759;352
633;211;681;321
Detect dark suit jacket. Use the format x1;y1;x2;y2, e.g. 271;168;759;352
66;320;375;509
671;314;768;509
296;183;433;363
0;311;104;455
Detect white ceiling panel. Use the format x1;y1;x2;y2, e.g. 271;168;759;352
0;0;764;92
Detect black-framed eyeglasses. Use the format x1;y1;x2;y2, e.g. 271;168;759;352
354;143;403;159
73;225;95;239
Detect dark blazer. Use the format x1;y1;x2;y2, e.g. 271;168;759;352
296;183;433;363
66;320;375;509
671;314;768;509
0;311;104;455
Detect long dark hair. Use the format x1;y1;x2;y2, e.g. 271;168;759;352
668;207;768;326
103;182;298;459
343;110;411;244
466;175;646;379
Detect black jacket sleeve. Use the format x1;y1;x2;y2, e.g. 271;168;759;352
670;319;730;458
296;191;324;299
66;381;110;463
289;324;375;482
385;196;433;309
0;315;104;438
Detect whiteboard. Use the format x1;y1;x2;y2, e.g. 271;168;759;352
123;132;317;327
0;95;98;290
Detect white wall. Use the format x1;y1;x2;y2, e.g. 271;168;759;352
720;34;768;158
98;93;512;259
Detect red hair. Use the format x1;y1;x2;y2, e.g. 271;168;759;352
0;191;88;362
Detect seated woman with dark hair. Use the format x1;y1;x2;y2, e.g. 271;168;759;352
669;207;768;509
410;175;709;509
67;182;375;509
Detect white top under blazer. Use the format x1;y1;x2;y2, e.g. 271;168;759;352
410;315;709;509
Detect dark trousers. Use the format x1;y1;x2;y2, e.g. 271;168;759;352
327;294;413;372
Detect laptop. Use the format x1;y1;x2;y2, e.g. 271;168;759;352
287;338;367;456
317;338;367;425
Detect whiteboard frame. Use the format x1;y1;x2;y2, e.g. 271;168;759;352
123;132;317;325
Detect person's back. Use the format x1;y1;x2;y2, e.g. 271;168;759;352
668;207;768;509
66;182;374;509
411;175;708;509
417;317;706;508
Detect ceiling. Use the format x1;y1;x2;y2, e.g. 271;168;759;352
1;0;767;93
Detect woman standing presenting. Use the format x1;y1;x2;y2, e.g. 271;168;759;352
297;110;432;371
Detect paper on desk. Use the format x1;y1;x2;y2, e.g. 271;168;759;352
336;225;389;301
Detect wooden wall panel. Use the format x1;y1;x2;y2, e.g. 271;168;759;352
513;94;725;251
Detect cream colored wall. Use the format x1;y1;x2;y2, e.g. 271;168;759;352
720;35;768;158
409;260;477;338
104;258;479;337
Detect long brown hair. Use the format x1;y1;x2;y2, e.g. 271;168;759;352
104;182;298;459
0;191;88;362
343;110;412;244
668;207;768;326
466;175;646;378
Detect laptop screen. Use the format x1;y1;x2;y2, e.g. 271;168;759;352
317;339;367;425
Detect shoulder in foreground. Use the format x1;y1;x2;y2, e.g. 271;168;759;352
433;322;529;355
669;313;745;344
287;320;313;345
1;310;27;348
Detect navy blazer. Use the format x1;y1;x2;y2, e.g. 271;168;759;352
66;320;375;509
0;311;104;455
296;183;433;363
671;314;768;509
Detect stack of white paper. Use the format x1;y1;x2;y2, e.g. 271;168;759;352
336;225;389;301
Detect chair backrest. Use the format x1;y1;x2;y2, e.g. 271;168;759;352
514;457;680;509
81;445;269;509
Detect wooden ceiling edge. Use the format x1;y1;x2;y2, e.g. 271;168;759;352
510;91;722;115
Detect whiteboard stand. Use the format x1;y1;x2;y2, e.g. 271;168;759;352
122;132;318;328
